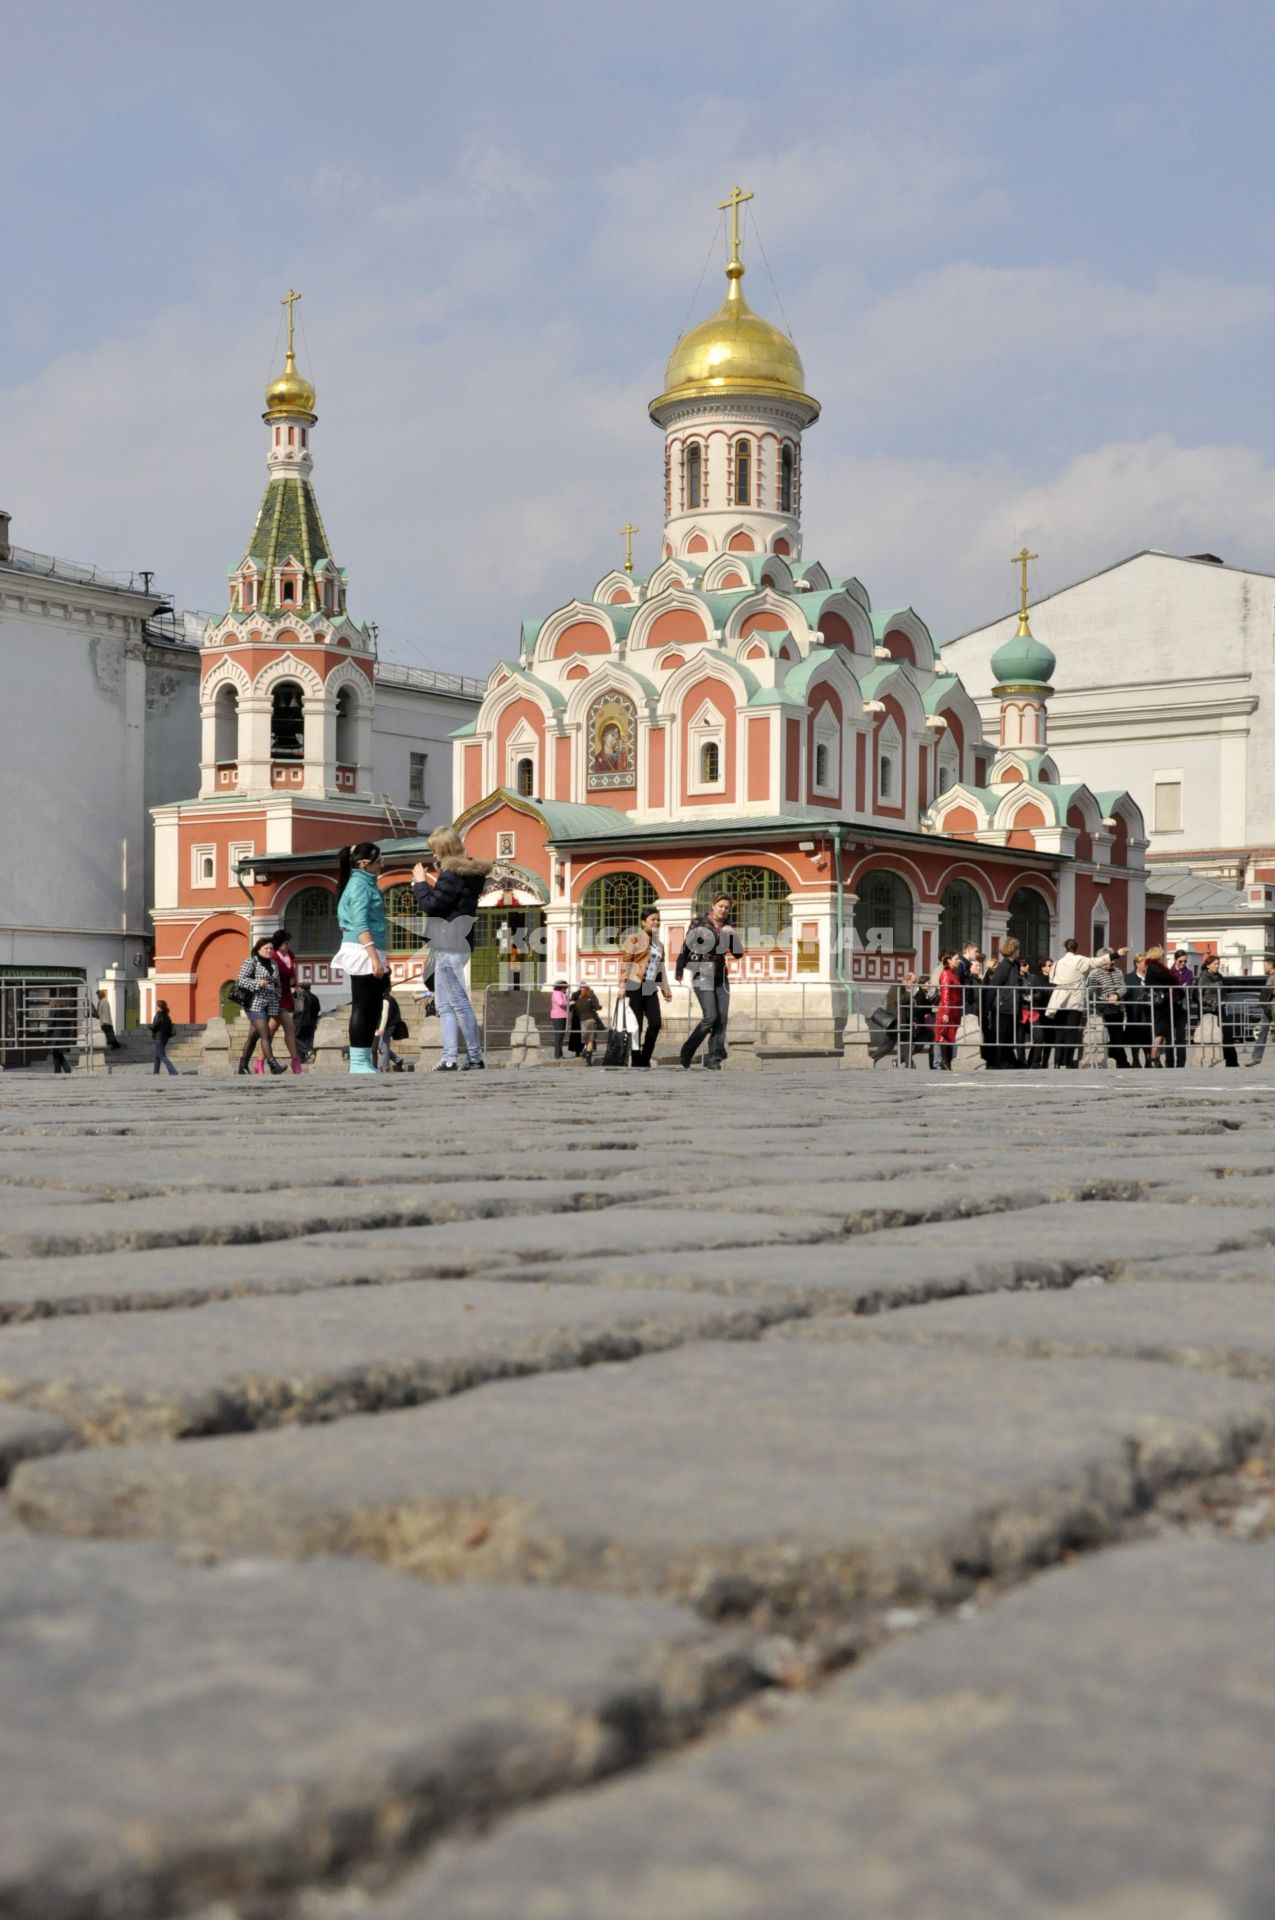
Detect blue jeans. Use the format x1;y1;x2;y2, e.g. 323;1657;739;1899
1252;1012;1271;1063
434;951;482;1064
152;1039;177;1076
684;981;730;1065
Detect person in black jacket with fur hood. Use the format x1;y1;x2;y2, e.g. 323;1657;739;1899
411;827;493;1073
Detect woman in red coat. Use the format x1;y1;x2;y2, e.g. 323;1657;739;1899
934;950;963;1072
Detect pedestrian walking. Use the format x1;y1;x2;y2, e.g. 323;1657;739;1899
1143;946;1184;1068
620;907;672;1068
410;826;491;1074
292;981;321;1061
549;979;569;1060
94;990;122;1051
574;983;602;1064
151;999;178;1076
234;937;287;1076
930;950;962;1071
1046;939;1108;1068
676;891;743;1071
267;929;306;1074
981;939;1023;1069
1248;958;1275;1065
334;842;388;1077
1089;948;1130;1067
1198;955;1241;1068
1123;954;1154;1066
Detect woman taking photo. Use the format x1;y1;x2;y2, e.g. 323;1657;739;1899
410;826;491;1072
335;843;388;1076
235;936;287;1076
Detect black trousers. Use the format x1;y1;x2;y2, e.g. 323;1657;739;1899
626;986;663;1065
349;974;384;1049
1053;1008;1085;1067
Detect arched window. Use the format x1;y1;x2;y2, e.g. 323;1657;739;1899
939;879;983;954
334;686;358;764
292;886;340;957
853;871;914;953
814;740;830;790
383;882;428;955
515;757;535;797
879;753;894;800
694;866;790;947
213;684;238;764
579;871;657;951
270;681;304;760
685;443;702;510
700;740;721;785
1008;886;1051;959
1092;912;1108;953
734;439;751;506
780;444;794;514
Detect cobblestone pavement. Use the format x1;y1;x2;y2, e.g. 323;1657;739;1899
4;1066;1275;1918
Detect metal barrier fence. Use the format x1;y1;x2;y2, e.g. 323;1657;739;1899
0;981;97;1073
870;978;1271;1071
479;981;852;1056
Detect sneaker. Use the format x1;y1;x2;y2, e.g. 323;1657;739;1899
461;1059;485;1071
434;1060;458;1073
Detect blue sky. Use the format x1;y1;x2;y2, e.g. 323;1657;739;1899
4;0;1275;668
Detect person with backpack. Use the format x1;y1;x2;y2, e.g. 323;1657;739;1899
150;999;178;1077
410;826;492;1073
234;937;287;1076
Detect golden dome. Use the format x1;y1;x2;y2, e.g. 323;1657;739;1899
651;261;818;418
264;346;316;421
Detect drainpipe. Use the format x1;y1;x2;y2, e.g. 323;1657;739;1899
830;824;853;1020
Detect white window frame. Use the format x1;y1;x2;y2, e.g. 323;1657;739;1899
408;752;428;808
812;713;839;797
505;721;540;797
687;702;727;794
877;719;902;805
1153;773;1183;834
936;739;958;795
191;844;217;889
227;841;254;884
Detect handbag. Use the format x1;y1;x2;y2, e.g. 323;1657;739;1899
228;981;254;1010
867;1006;894;1033
602;1027;632;1069
391;1017;409;1041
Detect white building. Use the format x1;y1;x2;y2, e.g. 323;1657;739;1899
0;513;201;1014
943;550;1275;889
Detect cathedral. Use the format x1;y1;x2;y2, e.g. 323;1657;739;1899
149;199;1158;1027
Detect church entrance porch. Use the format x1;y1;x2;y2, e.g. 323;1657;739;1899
471;906;545;990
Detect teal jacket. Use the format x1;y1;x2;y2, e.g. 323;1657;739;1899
337;867;389;949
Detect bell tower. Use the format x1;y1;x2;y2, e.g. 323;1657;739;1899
649;189;819;565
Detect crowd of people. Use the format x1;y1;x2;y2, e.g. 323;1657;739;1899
873;941;1275;1070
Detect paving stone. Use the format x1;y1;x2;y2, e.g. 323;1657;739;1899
0;1536;750;1920
0;1403;76;1481
819;1278;1275;1378
0;1280;800;1444
0;1181;676;1260
337;1538;1275;1920
13;1343;1270;1618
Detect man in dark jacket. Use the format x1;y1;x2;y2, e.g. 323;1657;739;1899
411;828;492;1072
675;892;744;1070
981;941;1022;1069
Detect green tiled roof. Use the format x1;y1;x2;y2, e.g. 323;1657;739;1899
242;476;337;616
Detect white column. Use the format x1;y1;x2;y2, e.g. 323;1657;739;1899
238;695;273;794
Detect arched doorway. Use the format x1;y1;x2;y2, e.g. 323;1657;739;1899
470;870;548;990
939;879;983;954
1008;886;1051;959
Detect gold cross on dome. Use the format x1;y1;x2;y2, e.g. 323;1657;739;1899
1011;545;1038;634
619;523;639;575
281;288;302;357
718;184;754;263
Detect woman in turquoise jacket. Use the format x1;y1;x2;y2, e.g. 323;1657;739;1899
334;841;388;1075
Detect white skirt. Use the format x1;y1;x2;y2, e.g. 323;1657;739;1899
332;942;388;977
